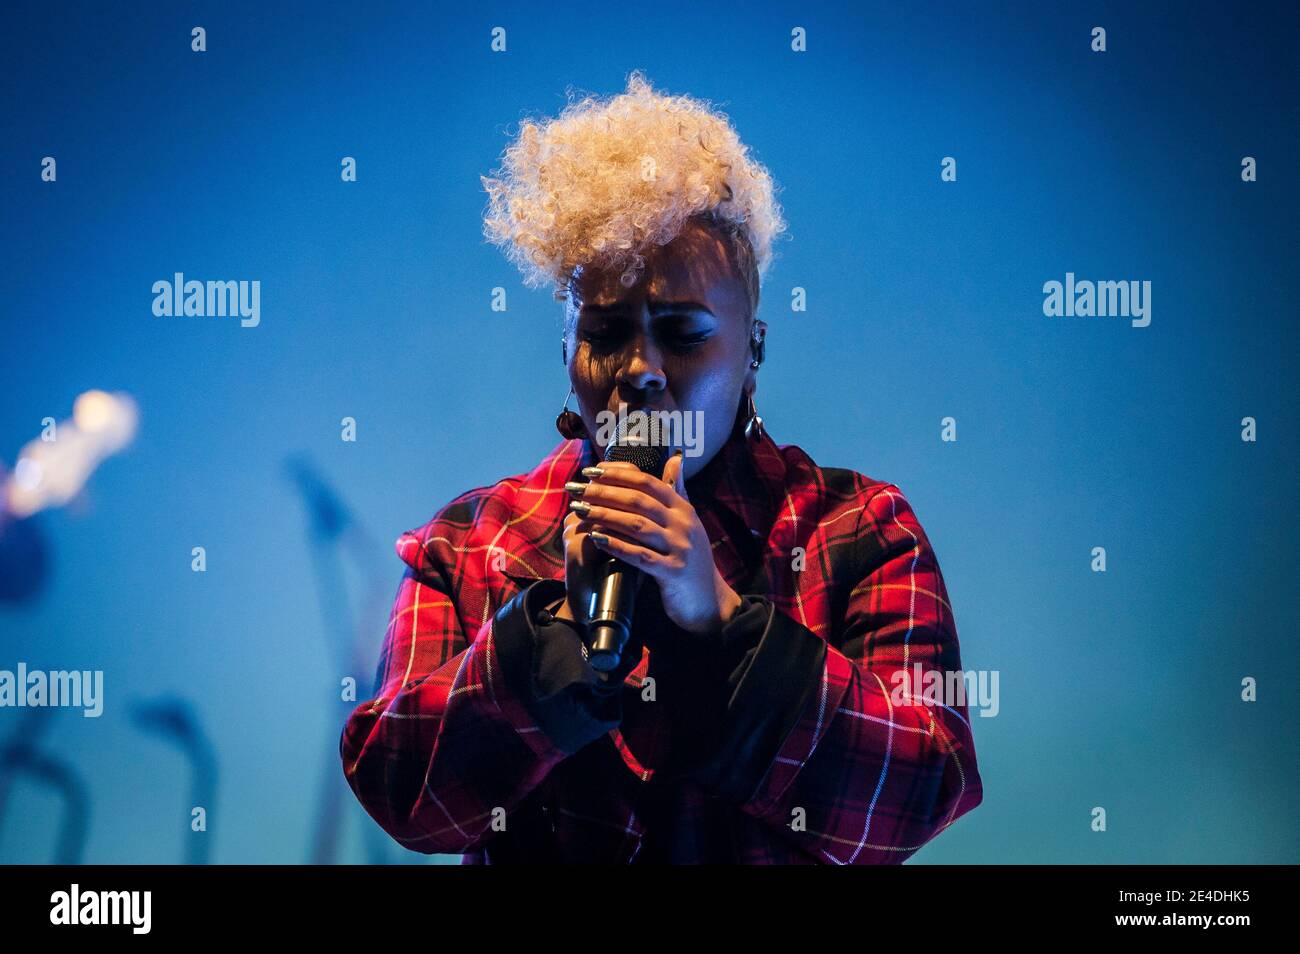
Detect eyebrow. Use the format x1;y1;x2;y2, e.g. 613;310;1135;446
581;300;716;317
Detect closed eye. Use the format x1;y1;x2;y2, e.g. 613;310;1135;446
576;311;715;354
580;329;621;349
669;331;712;352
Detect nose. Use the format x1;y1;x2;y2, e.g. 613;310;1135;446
615;332;667;398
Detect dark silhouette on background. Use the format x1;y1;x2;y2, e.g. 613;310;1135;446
129;696;217;865
286;454;395;865
0;709;89;863
0;508;48;605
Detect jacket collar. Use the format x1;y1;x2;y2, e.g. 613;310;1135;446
498;421;789;591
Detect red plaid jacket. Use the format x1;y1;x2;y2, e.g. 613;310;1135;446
341;424;983;863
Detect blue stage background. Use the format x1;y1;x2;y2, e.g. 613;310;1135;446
1;0;1296;863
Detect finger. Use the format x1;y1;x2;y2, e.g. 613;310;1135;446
588;529;668;574
584;461;678;508
670;451;688;502
570;483;672;528
660;452;681;490
573;506;671;554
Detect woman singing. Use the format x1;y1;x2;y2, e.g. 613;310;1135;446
341;71;983;864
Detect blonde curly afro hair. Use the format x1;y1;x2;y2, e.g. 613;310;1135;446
481;70;786;314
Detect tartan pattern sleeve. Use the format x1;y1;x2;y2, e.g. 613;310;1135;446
496;577;651;754
692;483;983;864
339;430;983;863
339;506;576;855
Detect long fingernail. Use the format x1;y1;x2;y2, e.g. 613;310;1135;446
581;466;604;478
563;481;586;497
589;531;609;546
569;500;591;515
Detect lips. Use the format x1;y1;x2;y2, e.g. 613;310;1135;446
609;402;670;416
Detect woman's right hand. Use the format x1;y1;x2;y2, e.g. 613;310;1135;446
557;510;645;623
556;510;600;625
558;509;647;687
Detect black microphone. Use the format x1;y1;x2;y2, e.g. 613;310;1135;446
585;411;669;672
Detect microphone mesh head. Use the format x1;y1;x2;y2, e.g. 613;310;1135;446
604;411;669;479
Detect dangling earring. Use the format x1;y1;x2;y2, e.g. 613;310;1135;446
556;385;587;439
743;392;765;441
744;321;765;440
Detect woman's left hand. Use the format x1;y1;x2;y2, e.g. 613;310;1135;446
566;453;743;636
